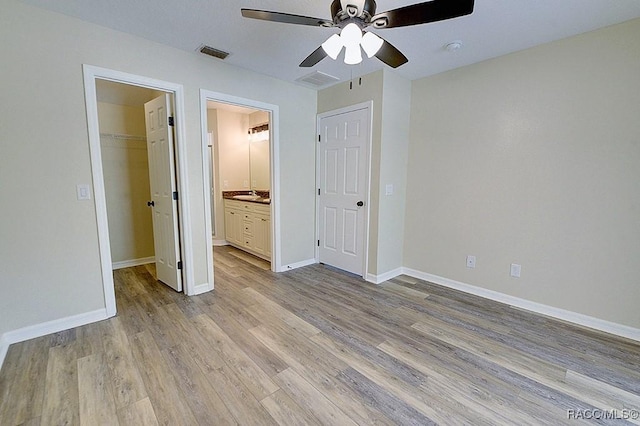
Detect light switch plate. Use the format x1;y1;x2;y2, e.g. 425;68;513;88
385;184;394;196
510;263;521;278
76;184;91;200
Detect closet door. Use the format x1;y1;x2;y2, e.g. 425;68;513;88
145;94;182;292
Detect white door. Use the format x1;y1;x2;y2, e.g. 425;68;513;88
144;94;182;291
318;106;370;276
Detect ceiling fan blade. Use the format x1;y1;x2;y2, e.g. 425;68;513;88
374;38;408;68
371;0;474;29
241;9;334;27
299;46;328;67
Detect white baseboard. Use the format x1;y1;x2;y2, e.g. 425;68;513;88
212;239;228;247
0;334;9;372
112;256;154;270
402;268;640;343
0;308;109;370
281;258;316;272
366;267;403;284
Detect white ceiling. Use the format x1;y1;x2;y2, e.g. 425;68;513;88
22;0;640;88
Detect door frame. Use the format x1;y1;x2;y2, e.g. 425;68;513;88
315;101;373;278
83;64;199;317
199;90;281;272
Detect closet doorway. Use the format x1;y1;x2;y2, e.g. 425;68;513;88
95;80;186;289
96;80;164;270
84;65;204;318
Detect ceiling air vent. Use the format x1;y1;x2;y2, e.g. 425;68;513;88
198;45;229;60
296;71;340;88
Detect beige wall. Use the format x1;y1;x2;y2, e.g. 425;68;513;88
97;101;147;136
404;19;640;328
0;0;317;338
98;102;155;264
318;69;411;278
249;111;269;127
377;71;411;275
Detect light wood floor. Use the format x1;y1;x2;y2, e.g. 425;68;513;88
1;246;639;425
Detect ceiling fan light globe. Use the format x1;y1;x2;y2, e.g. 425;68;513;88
321;34;343;60
361;32;383;57
344;44;363;65
340;23;362;47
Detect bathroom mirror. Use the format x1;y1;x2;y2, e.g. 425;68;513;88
247;117;270;191
209;103;270;191
250;137;270;190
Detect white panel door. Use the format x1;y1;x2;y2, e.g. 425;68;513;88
144;94;182;291
318;107;370;276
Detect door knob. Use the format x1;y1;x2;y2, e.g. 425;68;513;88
357;201;364;207
147;201;155;207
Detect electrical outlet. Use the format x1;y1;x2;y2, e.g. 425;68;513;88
466;255;476;268
385;184;394;196
510;263;521;278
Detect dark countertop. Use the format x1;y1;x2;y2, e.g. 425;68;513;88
222;190;271;204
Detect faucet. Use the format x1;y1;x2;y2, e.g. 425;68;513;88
250;189;256;196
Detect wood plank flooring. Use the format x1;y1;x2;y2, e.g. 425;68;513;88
1;246;639;425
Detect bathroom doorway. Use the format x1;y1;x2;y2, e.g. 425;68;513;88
200;90;281;272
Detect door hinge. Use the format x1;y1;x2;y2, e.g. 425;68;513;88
177;261;182;270
317;240;320;247
168;116;175;127
317;188;320;196
318;134;321;142
172;191;178;200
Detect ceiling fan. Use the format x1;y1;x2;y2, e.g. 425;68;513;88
241;0;475;68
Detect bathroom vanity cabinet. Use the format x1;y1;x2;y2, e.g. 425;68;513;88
224;199;271;261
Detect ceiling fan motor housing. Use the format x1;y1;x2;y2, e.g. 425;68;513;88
331;0;377;25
